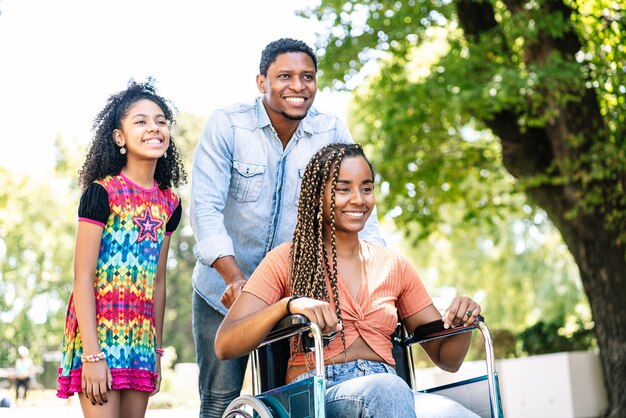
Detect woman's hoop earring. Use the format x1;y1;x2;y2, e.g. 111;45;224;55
120;146;127;155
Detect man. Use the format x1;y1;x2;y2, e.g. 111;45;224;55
190;38;384;418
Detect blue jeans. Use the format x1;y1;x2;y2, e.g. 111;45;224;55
192;291;248;418
293;359;479;418
293;360;415;417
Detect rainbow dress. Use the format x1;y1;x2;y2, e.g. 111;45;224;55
57;173;181;398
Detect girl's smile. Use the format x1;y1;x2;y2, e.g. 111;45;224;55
114;99;170;159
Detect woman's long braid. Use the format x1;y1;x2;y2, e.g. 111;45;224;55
323;148;347;356
290;144;352;357
290;148;335;301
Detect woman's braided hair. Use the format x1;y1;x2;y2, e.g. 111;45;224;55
289;143;374;354
78;77;186;191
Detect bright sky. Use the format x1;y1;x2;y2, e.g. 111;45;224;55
0;0;347;175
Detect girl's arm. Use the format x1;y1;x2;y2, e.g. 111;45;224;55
72;221;111;405
215;293;339;360
150;234;170;395
402;297;479;373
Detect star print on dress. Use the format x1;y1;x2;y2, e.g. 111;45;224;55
133;206;164;243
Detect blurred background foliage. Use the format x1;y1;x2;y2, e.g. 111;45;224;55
299;0;624;411
0;111;594;389
5;0;622;391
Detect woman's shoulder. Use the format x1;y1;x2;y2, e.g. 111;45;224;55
255;242;292;270
363;240;411;265
363;240;397;256
268;242;293;258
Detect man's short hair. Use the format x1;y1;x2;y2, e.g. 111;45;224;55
259;38;317;76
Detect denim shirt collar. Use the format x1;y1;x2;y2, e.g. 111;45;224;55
255;96;307;142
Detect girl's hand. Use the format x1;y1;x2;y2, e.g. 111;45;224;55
288;297;340;335
81;360;112;406
150;357;162;396
442;296;481;329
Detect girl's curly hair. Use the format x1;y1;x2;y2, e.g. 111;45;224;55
78;78;187;191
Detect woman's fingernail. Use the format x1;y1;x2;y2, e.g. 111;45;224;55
443;322;450;329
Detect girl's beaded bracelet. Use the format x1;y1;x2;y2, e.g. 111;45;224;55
81;352;106;363
156;348;165;356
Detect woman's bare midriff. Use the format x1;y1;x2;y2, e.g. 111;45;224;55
285;336;388;383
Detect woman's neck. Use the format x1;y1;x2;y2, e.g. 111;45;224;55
325;230;361;259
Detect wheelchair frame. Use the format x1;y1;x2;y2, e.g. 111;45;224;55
222;314;503;418
403;315;503;418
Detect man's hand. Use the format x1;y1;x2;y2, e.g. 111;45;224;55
221;278;247;308
213;256;247;309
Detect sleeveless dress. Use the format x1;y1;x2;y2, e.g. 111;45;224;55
56;173;181;398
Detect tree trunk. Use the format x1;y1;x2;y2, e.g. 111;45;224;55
456;0;626;415
524;181;626;418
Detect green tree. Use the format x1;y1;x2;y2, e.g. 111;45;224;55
398;204;589;334
0;167;75;377
304;0;625;414
160;112;205;364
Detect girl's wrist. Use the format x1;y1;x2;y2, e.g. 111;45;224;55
81;352;106;363
156;348;165;356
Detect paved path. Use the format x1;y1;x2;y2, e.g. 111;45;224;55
0;404;199;417
0;394;199;417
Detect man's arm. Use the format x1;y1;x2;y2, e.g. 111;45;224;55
190;111;247;304
214;256;247;308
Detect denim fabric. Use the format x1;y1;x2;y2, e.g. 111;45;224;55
189;97;385;316
190;97;385;418
293;360;415;417
292;360;479;418
413;391;481;418
192;292;248;418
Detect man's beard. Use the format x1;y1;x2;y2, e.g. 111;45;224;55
281;111;307;121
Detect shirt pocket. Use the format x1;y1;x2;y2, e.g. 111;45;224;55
293;168;306;206
229;160;266;203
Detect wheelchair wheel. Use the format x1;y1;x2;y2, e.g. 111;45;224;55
223;395;274;418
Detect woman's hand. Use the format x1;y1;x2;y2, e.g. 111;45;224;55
288;297;340;335
150;357;162;396
81;360;112;406
442;296;481;329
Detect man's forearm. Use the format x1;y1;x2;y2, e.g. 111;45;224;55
212;255;246;285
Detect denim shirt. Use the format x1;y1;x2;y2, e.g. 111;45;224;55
190;96;385;315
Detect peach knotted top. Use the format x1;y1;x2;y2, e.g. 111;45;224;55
244;240;432;366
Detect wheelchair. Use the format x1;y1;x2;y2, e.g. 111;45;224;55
223;314;503;418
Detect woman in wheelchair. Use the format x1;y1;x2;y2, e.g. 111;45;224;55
215;143;481;417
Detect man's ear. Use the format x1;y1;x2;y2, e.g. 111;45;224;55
256;74;266;94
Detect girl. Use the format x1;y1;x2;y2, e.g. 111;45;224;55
57;79;186;418
215;143;480;417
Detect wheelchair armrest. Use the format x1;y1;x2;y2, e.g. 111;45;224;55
264;314;311;344
404;315;485;346
263;314;333;352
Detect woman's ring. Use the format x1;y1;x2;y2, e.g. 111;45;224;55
466;310;473;317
